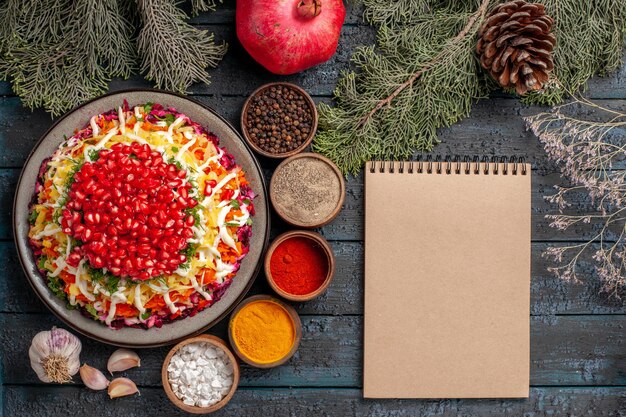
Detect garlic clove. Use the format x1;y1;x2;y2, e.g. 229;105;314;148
29;327;82;383
107;348;141;374
108;377;140;398
79;364;109;390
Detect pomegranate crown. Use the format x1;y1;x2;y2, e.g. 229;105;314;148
297;0;321;18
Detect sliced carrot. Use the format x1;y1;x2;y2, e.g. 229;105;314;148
115;303;139;318
199;269;216;285
75;294;90;303
59;270;75;284
194;148;205;159
145;295;165;310
171;288;195;302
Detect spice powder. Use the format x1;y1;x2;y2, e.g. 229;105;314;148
270;237;328;295
231;300;295;364
272;157;341;226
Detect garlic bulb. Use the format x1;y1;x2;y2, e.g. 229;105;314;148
80;364;109;390
29;327;82;383
107;348;141;374
108;377;140;398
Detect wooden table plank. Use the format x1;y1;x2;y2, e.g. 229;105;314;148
1;241;624;316
2;167;623;242
3;386;625;417
1;314;624;387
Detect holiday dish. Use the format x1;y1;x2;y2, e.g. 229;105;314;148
29;101;255;328
15;90;268;347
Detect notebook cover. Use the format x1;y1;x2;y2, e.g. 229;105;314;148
363;160;531;398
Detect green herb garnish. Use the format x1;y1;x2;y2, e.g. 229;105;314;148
87;266;121;293
88;148;101;162
230;199;240;209
154;113;176;124
28;210;38;225
179;243;199;269
47;275;66;300
167;156;183;170
64;158;85;189
85;304;99;320
38;255;48;270
185;205;201;226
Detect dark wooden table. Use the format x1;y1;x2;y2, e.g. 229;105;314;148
1;3;625;416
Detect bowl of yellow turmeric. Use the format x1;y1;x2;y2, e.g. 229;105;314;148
227;295;301;368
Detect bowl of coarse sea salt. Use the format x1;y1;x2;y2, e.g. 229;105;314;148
162;334;240;414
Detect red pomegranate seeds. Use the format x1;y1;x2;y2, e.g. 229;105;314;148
60;143;198;280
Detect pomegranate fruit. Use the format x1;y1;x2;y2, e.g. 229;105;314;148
61;143;197;280
236;0;346;74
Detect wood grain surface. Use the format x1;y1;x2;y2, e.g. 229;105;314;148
0;1;624;416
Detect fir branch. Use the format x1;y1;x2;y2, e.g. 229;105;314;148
0;0;227;115
523;0;626;105
136;0;227;93
359;1;489;127
362;0;432;27
525;97;626;296
117;0;141;28
5;41;109;117
313;0;492;175
0;0;137;116
191;0;223;16
0;0;69;49
68;0;137;78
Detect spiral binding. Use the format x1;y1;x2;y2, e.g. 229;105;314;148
369;155;528;175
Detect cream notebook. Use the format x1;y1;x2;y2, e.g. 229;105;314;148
363;157;531;399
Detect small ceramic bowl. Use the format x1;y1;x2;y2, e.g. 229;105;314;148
264;230;335;302
162;334;240;414
240;82;318;159
270;153;345;228
228;295;302;368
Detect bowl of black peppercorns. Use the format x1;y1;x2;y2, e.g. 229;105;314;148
241;82;318;158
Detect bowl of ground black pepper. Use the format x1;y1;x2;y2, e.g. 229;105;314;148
241;82;318;158
270;153;345;228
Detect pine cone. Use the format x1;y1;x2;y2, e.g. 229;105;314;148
476;0;556;95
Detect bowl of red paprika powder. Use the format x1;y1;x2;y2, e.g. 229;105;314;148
264;230;335;302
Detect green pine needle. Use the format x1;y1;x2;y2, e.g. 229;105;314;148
313;0;492;175
69;0;138;79
0;0;227;116
191;0;223;16
523;0;626;105
137;0;227;94
0;0;137;116
314;0;625;175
